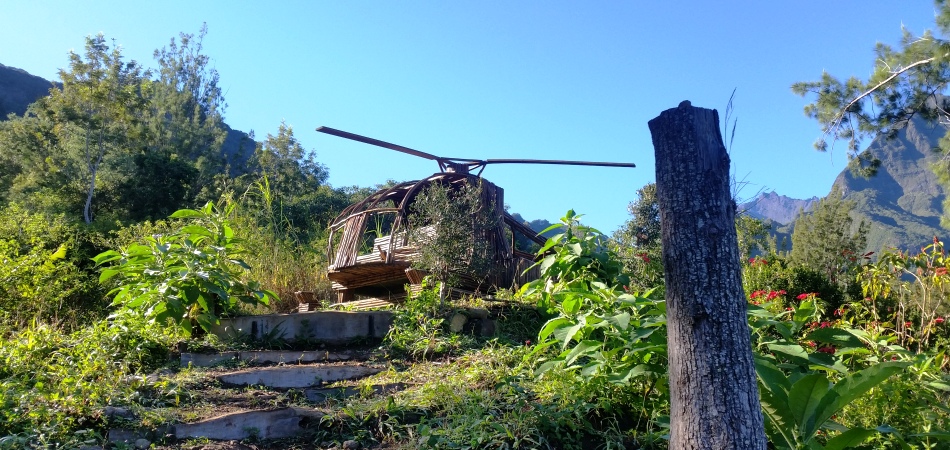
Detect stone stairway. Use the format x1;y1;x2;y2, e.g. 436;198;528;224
105;310;404;449
103;306;499;449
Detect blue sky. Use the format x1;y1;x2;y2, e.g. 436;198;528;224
0;1;940;233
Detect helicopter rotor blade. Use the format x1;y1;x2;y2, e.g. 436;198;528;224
482;159;636;168
316;126;441;161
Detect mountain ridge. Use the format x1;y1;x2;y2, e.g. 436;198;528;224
740;191;819;225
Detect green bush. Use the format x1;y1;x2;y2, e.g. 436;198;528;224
95;201;276;337
0;203;105;329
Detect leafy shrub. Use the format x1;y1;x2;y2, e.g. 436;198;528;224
94;201;276;337
744;252;848;313
0;203;105;329
385;280;475;360
860;239;950;351
408;179;499;292
518;211;669;440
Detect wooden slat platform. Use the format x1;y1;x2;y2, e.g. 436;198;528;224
328;298;397;310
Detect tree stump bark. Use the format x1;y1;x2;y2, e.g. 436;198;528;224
648;101;766;449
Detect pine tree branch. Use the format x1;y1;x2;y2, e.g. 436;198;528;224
841;57;935;117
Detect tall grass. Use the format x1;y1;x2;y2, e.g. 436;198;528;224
231;176;335;313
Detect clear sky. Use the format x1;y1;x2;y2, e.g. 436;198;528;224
0;1;940;233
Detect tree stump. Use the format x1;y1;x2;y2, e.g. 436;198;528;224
649;101;766;449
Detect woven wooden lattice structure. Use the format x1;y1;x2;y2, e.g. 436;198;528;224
326;173;545;302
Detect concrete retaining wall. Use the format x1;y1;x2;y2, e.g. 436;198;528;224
212;310;394;344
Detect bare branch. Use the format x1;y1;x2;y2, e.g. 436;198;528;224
841;57;935;115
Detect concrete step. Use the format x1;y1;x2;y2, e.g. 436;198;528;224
217;363;385;389
173;407;324;441
304;382;408;403
181;349;356;368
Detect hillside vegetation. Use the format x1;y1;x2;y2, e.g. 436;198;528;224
1;26;950;450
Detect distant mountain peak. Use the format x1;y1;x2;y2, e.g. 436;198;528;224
740;191;819;225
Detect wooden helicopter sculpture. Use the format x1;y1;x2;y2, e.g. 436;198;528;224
317;126;636;303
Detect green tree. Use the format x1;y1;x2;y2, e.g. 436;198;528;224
792;0;950;224
250;122;333;229
735;214;772;261
0;28;231;223
612;182;663;290
29;34;149;223
613;182;661;250
409;179;500;297
789;186;869;286
144;24;229;205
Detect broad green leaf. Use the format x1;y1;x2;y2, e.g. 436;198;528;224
181;225;214;237
539;254;557;274
806;352;849;374
813;361;908;428
556;321;585;350
822;428;876;450
788;373;831;439
755;355;792;395
794;300;817;323
876;426;912;450
92;250;122;265
534;359;563;376
759;389;798;450
908;431;950;440
629;327;655;342
563;340;601;366
538;317;572;342
562;295;582;315
229;259;251;270
580;361;601;377
806;328;864;350
179;318;193;337
169;208;204;219
258;289;277;305
605;312;631;330
606;364;650;384
927;380;950;391
44;244;67;267
99;268;121;283
768;343;811;367
196;312;217;333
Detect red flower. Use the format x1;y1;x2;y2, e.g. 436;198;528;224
786;307;793;311
796;293;811;300
817;346;836;355
937;267;948;277
637;252;650;263
935;317;945;324
905;321;913;327
525;340;532;346
820;322;831;328
834;309;842;316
